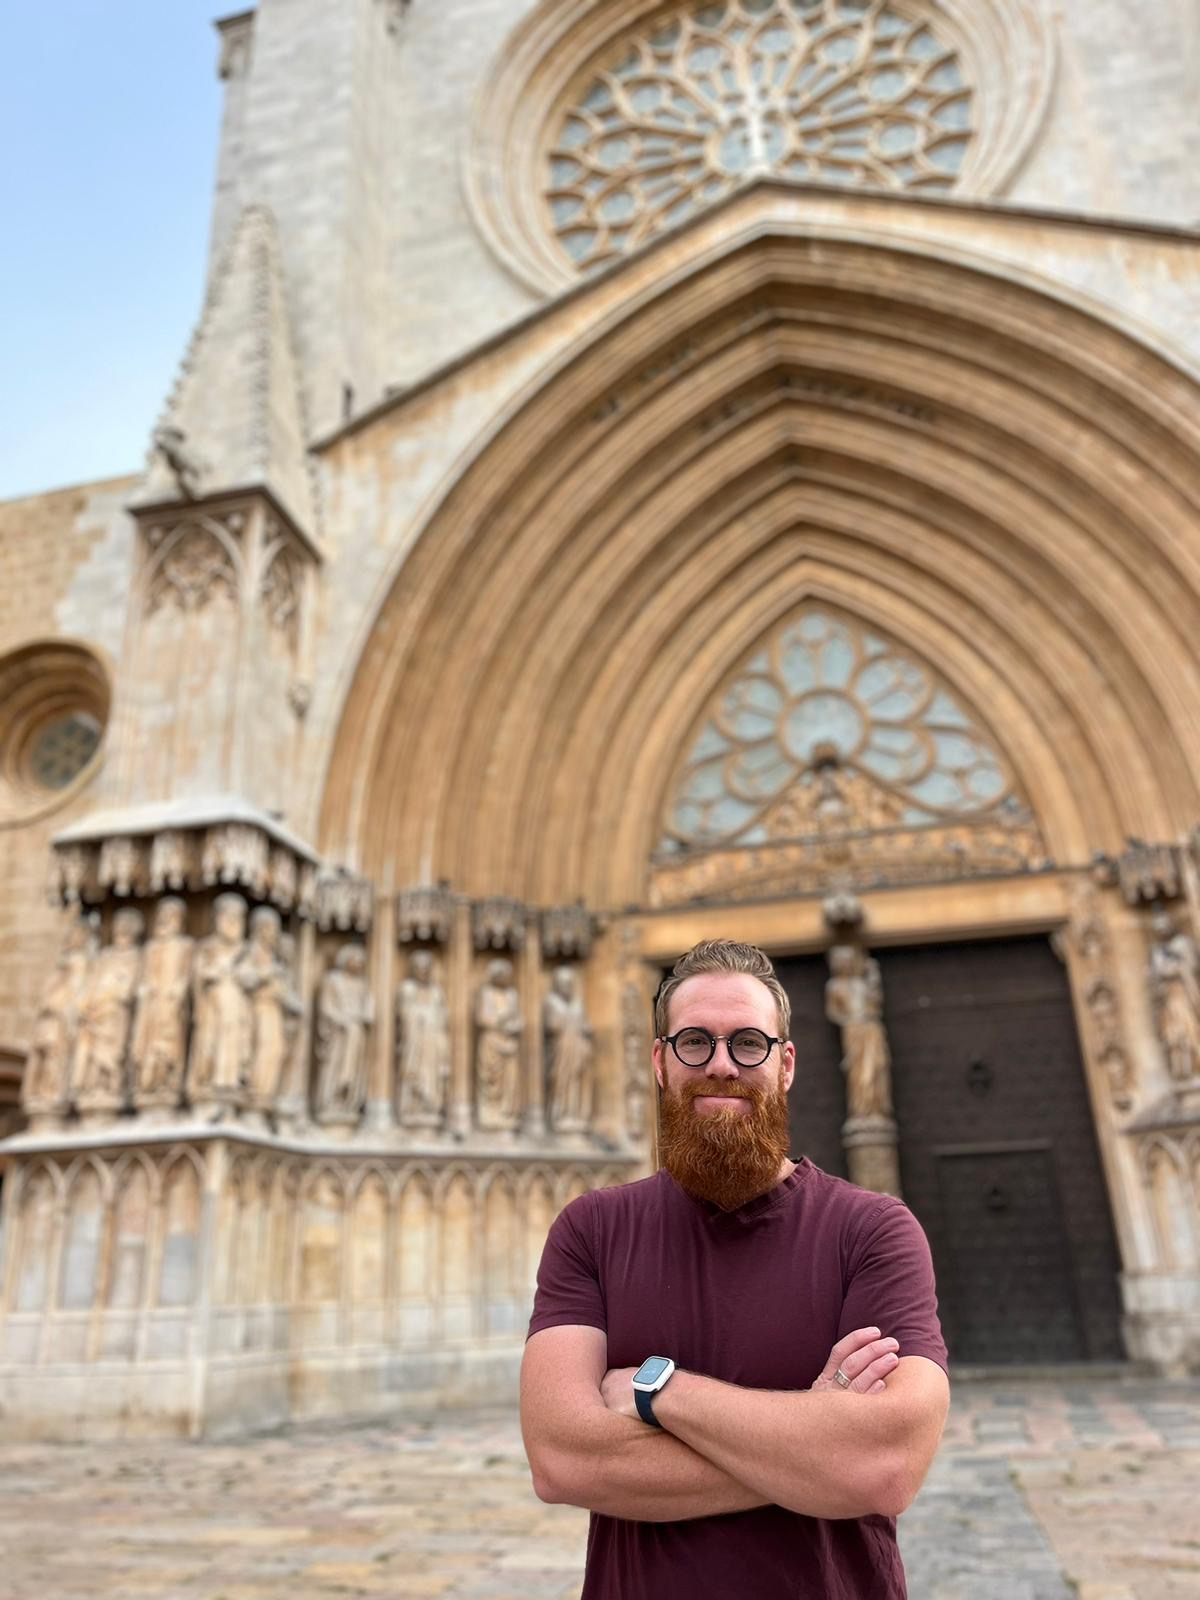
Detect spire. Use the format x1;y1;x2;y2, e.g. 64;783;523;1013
133;204;317;538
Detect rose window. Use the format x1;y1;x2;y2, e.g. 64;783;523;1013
662;610;1029;853
546;0;973;271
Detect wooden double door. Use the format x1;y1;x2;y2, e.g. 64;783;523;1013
777;936;1124;1366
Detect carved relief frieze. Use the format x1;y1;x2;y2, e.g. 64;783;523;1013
397;883;454;944
315;869;374;934
473;897;526;951
541;903;594;960
202;822;271;897
1147;906;1200;1117
52;820;322;922
98;835;142;898
1093;840;1183;907
48;843;98;906
149;830;193;893
143;511;243;615
1067;878;1134;1112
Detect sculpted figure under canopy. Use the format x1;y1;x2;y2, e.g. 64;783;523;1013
475;957;522;1130
25;916;98;1107
824;943;894;1121
131;897;194;1101
239;906;299;1105
189;893;252;1098
545;965;594;1133
396;949;451;1127
73;908;145;1107
314;943;374;1120
1149;909;1200;1086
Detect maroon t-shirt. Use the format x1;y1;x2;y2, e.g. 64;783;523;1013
528;1158;948;1600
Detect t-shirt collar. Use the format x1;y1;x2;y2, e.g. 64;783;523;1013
665;1156;812;1225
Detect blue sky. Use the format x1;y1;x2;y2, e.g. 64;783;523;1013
0;2;225;500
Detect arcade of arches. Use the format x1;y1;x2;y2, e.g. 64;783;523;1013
3;202;1200;1435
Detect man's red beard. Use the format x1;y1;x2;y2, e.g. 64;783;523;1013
658;1076;792;1211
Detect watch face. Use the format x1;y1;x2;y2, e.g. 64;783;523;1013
634;1356;672;1387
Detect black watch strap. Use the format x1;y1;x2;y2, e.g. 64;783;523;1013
634;1386;663;1428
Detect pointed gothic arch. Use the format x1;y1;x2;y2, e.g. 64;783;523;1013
320;202;1200;914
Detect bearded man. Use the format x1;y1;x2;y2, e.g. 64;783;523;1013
522;938;948;1600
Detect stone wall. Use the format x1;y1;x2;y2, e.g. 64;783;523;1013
0;477;136;1056
0;1135;631;1439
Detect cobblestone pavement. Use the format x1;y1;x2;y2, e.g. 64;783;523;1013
2;1374;1198;1600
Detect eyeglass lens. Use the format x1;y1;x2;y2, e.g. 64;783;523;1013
673;1027;771;1067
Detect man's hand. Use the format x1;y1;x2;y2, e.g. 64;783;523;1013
810;1326;900;1395
601;1327;899;1418
600;1366;640;1419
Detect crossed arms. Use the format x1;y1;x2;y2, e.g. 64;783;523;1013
521;1325;948;1523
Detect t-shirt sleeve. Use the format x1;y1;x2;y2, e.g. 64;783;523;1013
527;1193;607;1340
838;1198;949;1374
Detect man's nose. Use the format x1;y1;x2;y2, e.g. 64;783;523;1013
705;1040;739;1079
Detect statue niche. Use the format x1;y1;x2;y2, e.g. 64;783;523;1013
825;944;894;1121
824;942;901;1197
188;892;253;1108
475;957;522;1132
314;943;374;1124
73;908;145;1114
1149;909;1200;1109
239;906;301;1109
396;949;451;1130
131;897;194;1108
544;965;593;1135
25;915;99;1112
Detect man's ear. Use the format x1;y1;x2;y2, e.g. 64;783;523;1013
782;1039;796;1093
652;1037;667;1091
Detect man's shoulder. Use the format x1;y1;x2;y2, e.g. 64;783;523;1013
794;1159;912;1232
558;1169;671;1229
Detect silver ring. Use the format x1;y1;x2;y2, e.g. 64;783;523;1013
834;1367;852;1389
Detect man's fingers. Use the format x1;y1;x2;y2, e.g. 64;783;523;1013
869;1379;885;1394
824;1326;881;1376
832;1336;900;1391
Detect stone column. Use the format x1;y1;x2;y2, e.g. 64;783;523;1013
276;918;317;1128
520;913;545;1140
447;898;473;1141
364;889;396;1133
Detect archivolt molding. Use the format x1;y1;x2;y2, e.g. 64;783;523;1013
321;226;1200;914
466;0;1056;293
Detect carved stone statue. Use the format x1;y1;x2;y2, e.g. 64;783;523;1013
1149;909;1200;1089
24;917;98;1109
314;943;374;1121
544;966;593;1133
825;944;894;1120
188;892;252;1103
475;958;522;1130
396;949;450;1128
73;908;145;1111
239;906;299;1107
131;897;194;1103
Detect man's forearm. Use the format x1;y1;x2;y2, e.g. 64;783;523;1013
652;1369;935;1519
532;1406;768;1521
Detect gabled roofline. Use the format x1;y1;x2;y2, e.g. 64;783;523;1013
312;175;1200;453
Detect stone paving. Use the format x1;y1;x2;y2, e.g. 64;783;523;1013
1;1373;1198;1600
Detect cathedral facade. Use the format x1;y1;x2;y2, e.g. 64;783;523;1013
1;0;1199;1437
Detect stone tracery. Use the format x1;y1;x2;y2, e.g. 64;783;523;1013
653;607;1046;903
545;0;972;271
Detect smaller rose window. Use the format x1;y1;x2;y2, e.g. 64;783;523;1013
546;0;973;271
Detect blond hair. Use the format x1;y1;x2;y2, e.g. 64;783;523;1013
654;939;790;1040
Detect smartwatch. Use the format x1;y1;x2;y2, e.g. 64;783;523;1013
631;1355;676;1427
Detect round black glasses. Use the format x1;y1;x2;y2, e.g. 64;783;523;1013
660;1027;779;1069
